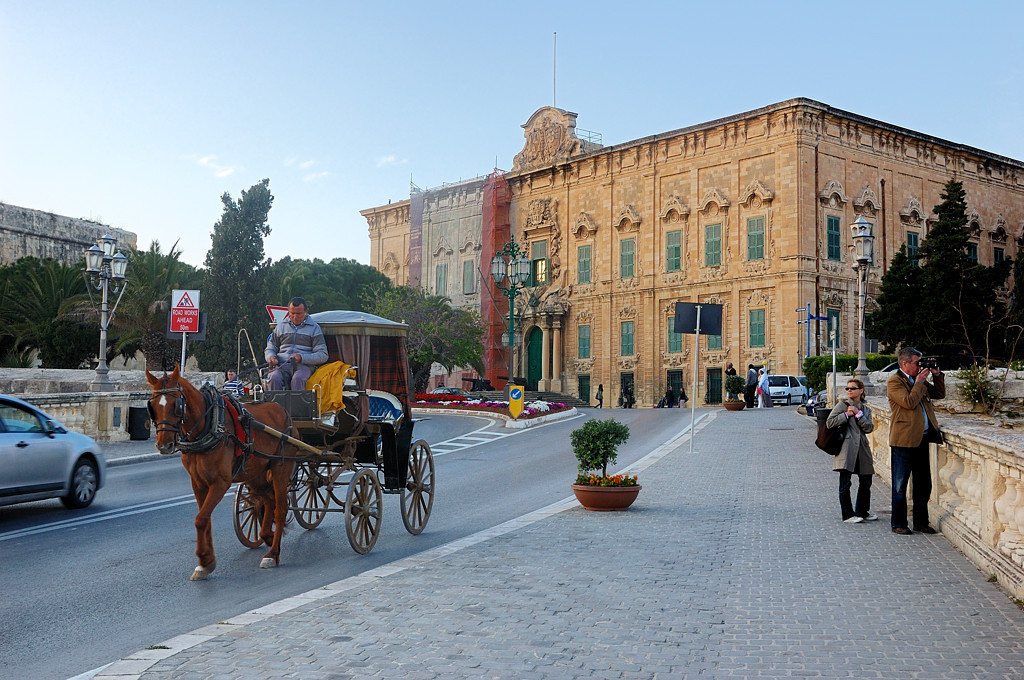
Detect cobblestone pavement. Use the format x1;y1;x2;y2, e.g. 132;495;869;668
92;409;1024;679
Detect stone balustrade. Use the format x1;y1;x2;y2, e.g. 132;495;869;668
1;368;223;442
829;369;1024;601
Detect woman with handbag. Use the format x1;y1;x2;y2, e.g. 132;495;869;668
826;378;877;524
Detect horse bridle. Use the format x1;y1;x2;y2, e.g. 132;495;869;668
148;387;188;439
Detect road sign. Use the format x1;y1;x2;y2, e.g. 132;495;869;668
266;305;290;324
170;289;200;333
508;386;524;419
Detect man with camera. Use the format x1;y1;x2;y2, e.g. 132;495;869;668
887;347;945;535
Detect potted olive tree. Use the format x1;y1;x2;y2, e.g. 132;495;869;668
570;418;639;511
723;374;747;411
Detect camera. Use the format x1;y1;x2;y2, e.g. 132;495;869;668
918;357;939;369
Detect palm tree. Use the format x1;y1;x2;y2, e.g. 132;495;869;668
110;240;201;371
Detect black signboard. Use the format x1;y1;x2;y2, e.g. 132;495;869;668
673;302;723;335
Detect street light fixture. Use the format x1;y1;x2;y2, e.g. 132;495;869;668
490;240;532;392
850;216;874;384
83;234;129;391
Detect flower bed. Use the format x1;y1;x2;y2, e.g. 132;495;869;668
413;396;570;419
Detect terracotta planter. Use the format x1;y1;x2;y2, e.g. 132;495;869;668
571;484;642;511
723;401;746;411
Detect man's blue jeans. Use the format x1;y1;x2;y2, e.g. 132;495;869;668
890;441;932;529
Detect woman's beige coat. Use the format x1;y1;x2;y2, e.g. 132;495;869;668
826;397;875;474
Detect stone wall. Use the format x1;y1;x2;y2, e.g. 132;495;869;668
0;202;137;266
5;368;223;442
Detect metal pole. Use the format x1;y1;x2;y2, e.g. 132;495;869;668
805;303;812;360
180;332;187;372
91;274;112;391
689;305;701;456
507;287;515;394
854;263;870;383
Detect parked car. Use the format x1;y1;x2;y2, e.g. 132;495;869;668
0;395;106;509
766;374;806;406
429;386;469;397
805;389;828;417
796;376;812;398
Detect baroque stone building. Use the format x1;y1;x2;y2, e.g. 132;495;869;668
1;202;137;266
364;98;1024;406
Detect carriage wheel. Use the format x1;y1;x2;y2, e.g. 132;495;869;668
233;483;264;548
290;462;333;530
344;468;383;555
401;440;435;535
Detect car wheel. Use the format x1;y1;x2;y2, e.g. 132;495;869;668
61;458;99;509
786;395;792;406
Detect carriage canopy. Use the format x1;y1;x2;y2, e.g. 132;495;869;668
309;311;412;418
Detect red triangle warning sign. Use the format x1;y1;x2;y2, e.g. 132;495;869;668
177;292;195;308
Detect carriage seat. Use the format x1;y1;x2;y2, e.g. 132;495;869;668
366;389;403;424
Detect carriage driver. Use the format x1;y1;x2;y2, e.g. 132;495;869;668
265;297;328;390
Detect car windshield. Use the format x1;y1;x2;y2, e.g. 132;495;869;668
767;376;789;387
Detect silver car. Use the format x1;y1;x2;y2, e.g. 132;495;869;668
766;375;807;406
0;395;106;508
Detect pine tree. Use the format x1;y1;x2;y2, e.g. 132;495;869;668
866;245;923;349
873;177;1012;356
195;179;273;372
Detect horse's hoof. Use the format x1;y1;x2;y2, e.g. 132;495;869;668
190;566;210;581
259;557;278;569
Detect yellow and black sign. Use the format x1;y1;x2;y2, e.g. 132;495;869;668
509;386;524;419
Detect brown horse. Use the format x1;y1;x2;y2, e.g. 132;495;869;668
147;364;300;580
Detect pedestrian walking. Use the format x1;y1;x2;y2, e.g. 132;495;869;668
595;384;604;408
745;364;758;408
827;378;877;523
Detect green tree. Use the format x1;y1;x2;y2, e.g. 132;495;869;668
367;285;484;391
866;245;923;349
869;178;1011;357
195;179;274;372
265;257;391;312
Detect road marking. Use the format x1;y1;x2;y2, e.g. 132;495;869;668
0;494;197;542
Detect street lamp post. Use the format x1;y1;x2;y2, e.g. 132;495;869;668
490;240;532;395
850;216;874;385
84;234;129;391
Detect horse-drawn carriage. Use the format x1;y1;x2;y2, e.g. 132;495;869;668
147;310;434;580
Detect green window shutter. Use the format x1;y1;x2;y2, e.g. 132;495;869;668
621;321;634;356
667;317;682;353
462;260;475;294
827;216;841;260
620;238;635;278
705;223;721;267
435;263;448;297
666;230;682;272
747;217;764;260
578;324;591;359
577;245;591;284
749;309;765;347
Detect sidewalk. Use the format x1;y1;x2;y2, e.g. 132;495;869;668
102;438;170;467
93;409;1024;679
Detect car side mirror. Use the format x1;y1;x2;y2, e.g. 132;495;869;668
43;420;57;438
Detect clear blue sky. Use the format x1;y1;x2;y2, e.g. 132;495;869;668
1;1;1021;268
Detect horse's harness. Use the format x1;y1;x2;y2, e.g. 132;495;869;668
149;384;293;474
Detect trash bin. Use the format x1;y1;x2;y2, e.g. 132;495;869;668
127;406;151;441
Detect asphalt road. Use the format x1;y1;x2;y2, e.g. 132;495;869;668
0;408;691;680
